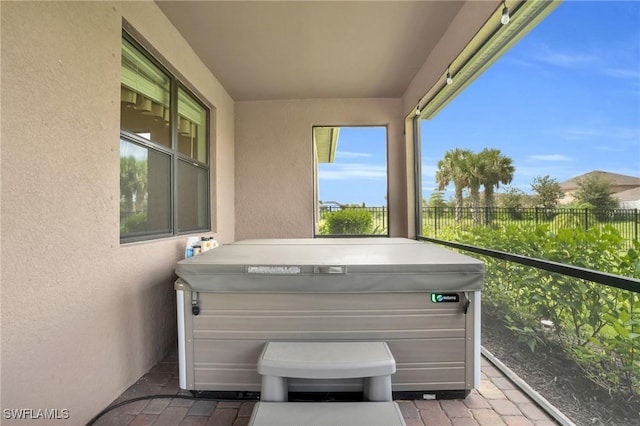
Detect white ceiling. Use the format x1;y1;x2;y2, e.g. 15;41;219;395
155;1;485;102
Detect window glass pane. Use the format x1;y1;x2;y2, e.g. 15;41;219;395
177;160;209;232
120;33;212;242
417;1;640;277
121;38;171;148
120;139;171;239
313;126;388;236
178;88;208;164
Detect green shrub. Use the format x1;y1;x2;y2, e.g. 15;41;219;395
507;207;524;220
447;224;640;398
552;210;597;229
324;209;373;235
120;212;147;234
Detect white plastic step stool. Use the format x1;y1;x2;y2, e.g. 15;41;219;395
248;401;406;426
257;341;396;402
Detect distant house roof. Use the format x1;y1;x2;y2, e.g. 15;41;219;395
560;170;640;191
615;187;640;202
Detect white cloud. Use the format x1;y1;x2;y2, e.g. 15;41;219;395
519;43;639;82
562;128;602;141
335;151;372;159
319;163;386;180
529;154;572;162
560;126;640;142
602;67;640;80
516;164;587;184
594;144;633;153
532;47;595;68
610;127;640;140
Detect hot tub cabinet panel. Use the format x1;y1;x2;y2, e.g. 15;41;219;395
175;238;483;397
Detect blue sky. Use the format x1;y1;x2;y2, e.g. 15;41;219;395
318;1;640;206
317;126;387;206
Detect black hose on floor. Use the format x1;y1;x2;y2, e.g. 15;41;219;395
86;394;220;426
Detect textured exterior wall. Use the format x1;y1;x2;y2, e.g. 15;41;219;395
235;99;407;240
0;2;234;424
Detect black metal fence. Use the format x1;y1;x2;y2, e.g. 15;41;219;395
318;206;639;246
422;207;639;248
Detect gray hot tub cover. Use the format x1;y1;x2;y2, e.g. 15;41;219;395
175;238;484;293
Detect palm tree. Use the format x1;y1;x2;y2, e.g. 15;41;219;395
120;156;138;215
480;148;515;224
120;156;148;214
462;152;485;225
133;159;148;213
435;148;471;222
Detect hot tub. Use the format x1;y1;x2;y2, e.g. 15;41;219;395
174;238;484;399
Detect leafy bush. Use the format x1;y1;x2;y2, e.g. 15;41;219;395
552;209;597;229
120;212;147;234
447;224;640;399
317;219;329;235
323;209;373;235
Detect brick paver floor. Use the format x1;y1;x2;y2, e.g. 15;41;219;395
92;353;561;425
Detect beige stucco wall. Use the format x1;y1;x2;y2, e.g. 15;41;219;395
235;98;408;240
1;2;234;424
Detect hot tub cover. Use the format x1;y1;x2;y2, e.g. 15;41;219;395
175;238;484;293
